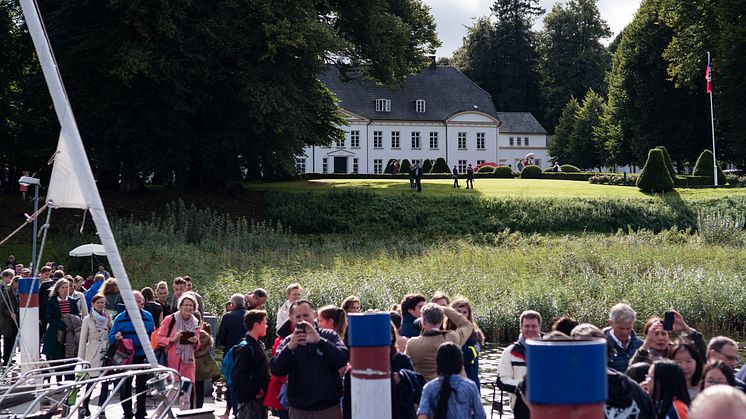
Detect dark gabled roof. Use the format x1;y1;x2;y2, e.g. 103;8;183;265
497;112;547;134
320;66;499;121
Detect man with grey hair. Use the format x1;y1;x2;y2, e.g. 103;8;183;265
405;302;472;381
690;385;746;419
217;293;249;417
603;302;643;372
571;323;655;419
244;288;268;310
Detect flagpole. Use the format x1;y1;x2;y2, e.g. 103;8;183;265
708;51;717;186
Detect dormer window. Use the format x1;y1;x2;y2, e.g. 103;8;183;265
375;98;391;112
415;99;426;113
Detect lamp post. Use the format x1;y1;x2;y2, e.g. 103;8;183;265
18;175;41;275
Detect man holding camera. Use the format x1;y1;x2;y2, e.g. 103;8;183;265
270;300;348;419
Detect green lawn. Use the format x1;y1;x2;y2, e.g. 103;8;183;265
248;178;746;200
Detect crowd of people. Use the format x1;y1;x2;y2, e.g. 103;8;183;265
3;257;746;419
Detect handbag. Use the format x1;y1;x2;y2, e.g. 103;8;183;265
103;338;134;366
195;354;221;381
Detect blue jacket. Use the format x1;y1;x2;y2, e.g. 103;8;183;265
417;374;486;419
85;280;104;309
271;327;348;411
604;327;643;372
400;312;419;338
108;309;155;357
216;307;247;350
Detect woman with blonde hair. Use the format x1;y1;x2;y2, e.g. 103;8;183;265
77;294;112;416
446;297;484;393
156;293;200;408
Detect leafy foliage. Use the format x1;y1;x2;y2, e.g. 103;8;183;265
399;159;411;174
656;146;677;177
422;159;433;173
636;149;674;193
567;89;605;170
548;97;579;165
520;165;543;178
494;166;514;178
561;164;581;172
477;166;496;174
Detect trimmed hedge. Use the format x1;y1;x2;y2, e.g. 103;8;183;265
693;149;726;185
541;172;598;181
561;164;581;172
422;159;433;174
589;174;639;186
637;149;674;193
494;166;515;178
520;165;543;178
431;157;450;174
400;159;411;174
478;166;496;174
656;146;677;178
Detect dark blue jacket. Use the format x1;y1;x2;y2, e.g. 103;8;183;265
400;312;418;338
604;327;643;372
108;309;155;357
216;307;247;350
271;327;348;411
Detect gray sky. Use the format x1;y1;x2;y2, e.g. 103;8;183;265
424;0;642;58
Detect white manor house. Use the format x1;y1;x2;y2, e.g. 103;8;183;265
299;63;548;175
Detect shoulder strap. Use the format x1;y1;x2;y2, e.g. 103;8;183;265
167;313;177;336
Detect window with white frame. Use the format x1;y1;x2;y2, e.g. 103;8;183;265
458;160;467;173
412;159;421;166
373;131;383;148
525;137;530;146
517;137;522;146
375;99;391;112
458;132;467;150
411;132;421;149
429;132;438;149
509;137;514;146
391;131;400;148
415;99;426;113
322;158;328;174
350;131;360;148
335;137;344;147
373;159;383;174
477;160;485;166
476;132;485;150
353;158;359;174
296;158;306;174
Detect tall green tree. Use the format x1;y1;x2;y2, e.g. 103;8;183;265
604;0;709;168
10;0;440;191
548;97;579;164
538;0;611;132
568;89;605;170
453;0;544;120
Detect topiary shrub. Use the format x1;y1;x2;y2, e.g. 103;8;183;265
560;164;581;172
520;165;543;179
636;148;674;192
494;166;514;178
655;146;677;178
430;157;450;173
693;149;726;185
422;159;433;173
478;166;496;174
400;159;411;174
384;159;398;174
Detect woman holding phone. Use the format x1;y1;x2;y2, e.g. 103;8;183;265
157;293;200;407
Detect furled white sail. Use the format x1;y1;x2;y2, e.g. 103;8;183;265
18;0;158;366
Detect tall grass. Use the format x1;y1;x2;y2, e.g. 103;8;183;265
107;203;746;343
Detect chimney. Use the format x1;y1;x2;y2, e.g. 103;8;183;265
429;55;437;71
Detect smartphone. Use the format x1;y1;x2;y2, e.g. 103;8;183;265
663;311;674;331
295;322;306;333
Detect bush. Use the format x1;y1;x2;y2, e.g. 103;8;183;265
656;146;677;178
561;164;581;172
422;159;433;173
697;208;745;245
726;174;746;187
493;166;514;178
430;157;450;174
636;149;674;193
520;165;543;179
541;172;598;181
384;159;398;174
589;174;639;186
693;149;726;185
400;159;411;174
478;166;496;174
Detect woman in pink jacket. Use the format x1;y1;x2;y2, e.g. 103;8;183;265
157;293;200;407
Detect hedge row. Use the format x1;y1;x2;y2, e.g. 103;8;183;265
262;189;746;235
590;174;718;188
301;172;600;181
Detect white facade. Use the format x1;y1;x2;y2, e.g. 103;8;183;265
299;110;547;174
